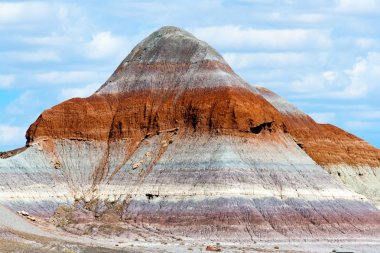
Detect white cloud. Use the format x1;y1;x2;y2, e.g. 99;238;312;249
5;91;39;116
223;52;311;69
335;0;380;14
291;52;380;99
296;102;371;111
59;83;99;100
247;70;290;83
18;35;70;46
0;124;26;147
36;71;106;85
1;51;60;62
345;121;376;130
291;73;332;93
322;71;337;82
270;12;326;23
291;13;326;23
309;112;336;123
0;74;15;88
0;2;83;29
0;2;51;23
192;26;331;50
85;31;125;59
356;38;379;49
334;52;380;98
353;110;380;119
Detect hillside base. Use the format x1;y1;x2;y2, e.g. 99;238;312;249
2;226;380;253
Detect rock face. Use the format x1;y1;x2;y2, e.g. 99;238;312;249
1;26;380;240
254;87;380;208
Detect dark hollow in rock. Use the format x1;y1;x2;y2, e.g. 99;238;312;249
250;122;273;134
185;105;200;130
146;193;159;200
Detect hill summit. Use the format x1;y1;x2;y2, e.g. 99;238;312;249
97;26;247;93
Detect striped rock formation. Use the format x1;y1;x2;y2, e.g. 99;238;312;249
1;26;380;240
254;87;380;209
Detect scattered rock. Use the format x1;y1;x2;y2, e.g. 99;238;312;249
84;196;91;203
158;127;179;134
145;132;153;138
74;194;82;201
132;162;141;169
17;210;36;221
161;140;168;147
206;245;222;252
27;216;36;221
53;159;61;169
18;210;29;216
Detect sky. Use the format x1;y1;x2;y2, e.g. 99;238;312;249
0;0;380;151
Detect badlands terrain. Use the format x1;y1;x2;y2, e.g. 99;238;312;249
1;26;380;252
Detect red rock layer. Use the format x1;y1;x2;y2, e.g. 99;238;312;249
283;114;380;167
26;83;380;169
26;87;285;145
254;87;380;167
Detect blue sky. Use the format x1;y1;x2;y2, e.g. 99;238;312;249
1;0;380;151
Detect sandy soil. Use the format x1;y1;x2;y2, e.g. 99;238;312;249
1;226;380;253
2;204;380;252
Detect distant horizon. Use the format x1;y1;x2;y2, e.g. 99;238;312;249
1;1;379;151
